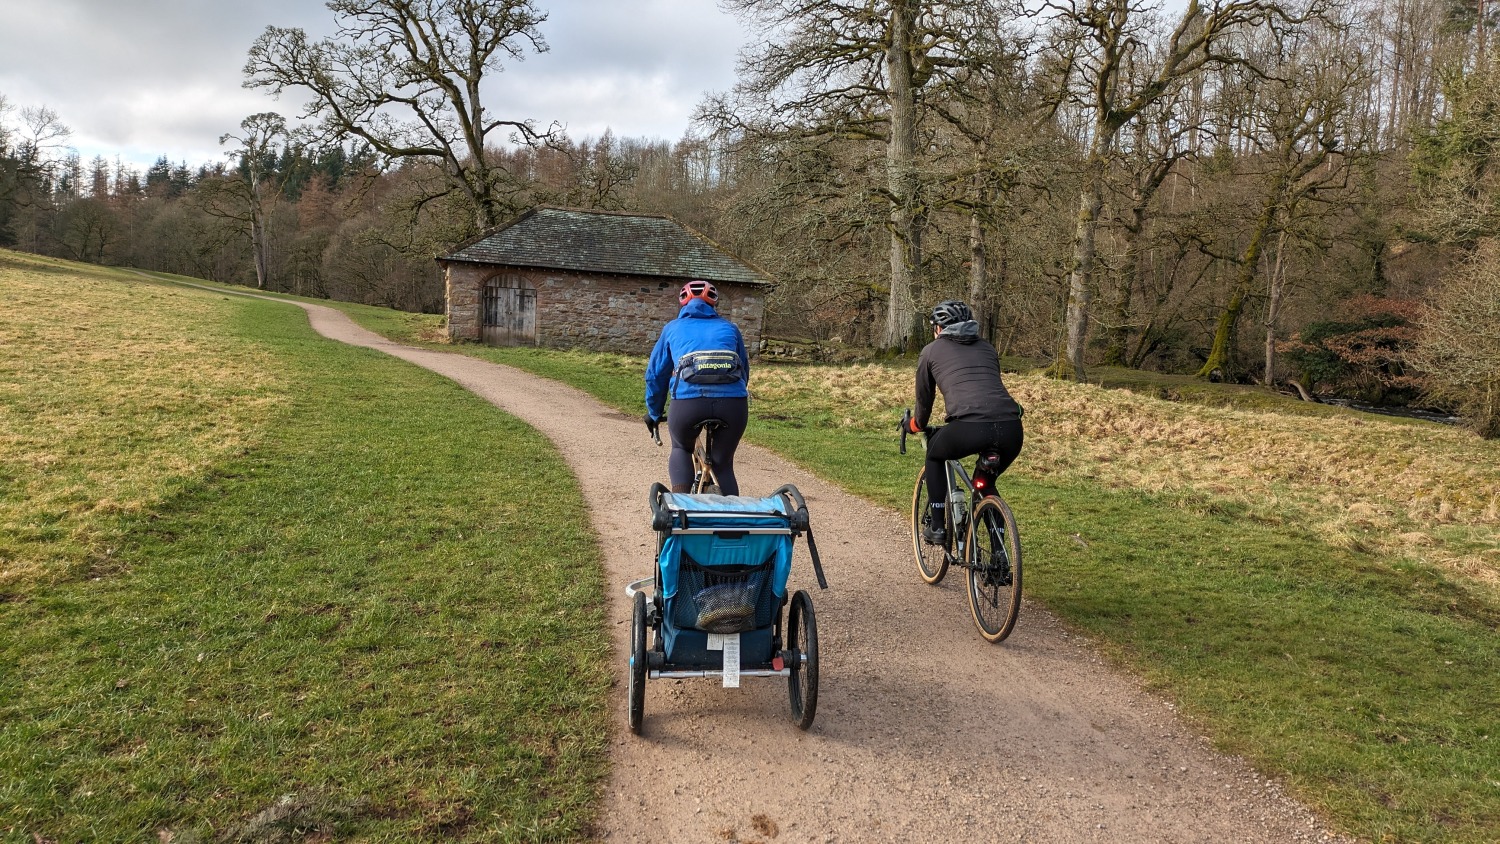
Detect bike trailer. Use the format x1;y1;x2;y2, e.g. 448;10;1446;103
625;483;827;732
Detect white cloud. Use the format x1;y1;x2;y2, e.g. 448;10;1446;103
1;0;750;173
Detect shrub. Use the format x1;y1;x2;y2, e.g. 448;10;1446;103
1409;241;1500;438
1279;295;1426;404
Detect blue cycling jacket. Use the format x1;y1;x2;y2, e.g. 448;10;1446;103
644;299;750;419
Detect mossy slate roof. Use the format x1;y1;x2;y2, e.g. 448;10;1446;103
439;206;770;287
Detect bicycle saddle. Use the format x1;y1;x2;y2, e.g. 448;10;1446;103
975;451;1006;474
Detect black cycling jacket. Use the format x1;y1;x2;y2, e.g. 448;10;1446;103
914;334;1023;428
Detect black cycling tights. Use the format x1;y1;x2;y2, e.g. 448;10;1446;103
667;396;749;495
925;419;1025;505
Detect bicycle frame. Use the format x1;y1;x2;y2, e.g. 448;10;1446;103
650;415;724;494
942;460;978;563
901;411;980;563
691;421;721;494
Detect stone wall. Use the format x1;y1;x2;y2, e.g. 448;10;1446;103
443;263;765;355
444;263;486;342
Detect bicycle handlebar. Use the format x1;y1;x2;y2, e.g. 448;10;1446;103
899;408;933;455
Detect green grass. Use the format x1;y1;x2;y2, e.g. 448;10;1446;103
1;255;609;841
313;328;1496;843
18;262;1498;841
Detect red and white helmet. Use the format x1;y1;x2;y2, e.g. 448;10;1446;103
679;279;719;307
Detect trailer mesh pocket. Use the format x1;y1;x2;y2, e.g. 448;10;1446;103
674;556;776;634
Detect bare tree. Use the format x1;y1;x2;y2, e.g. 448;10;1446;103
1042;0;1297;380
244;0;555;232
713;0;986;350
1410;240;1500;437
53;197;120;264
1196;13;1371;380
921;11;1053;338
1097;88;1194;366
196;113;290;289
0;100;72;212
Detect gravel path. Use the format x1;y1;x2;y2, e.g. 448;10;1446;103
170;281;1358;844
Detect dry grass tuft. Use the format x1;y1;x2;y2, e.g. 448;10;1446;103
754;361;1500;589
0;253;287;589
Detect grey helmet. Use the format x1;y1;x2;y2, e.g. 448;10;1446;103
930;300;973;328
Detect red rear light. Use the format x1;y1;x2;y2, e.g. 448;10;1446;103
974;477;987;489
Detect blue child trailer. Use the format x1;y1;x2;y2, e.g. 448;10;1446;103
625;483;828;733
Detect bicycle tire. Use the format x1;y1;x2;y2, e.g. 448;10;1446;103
966;495;1022;642
628;589;647;733
787;590;818;730
910;467;949;584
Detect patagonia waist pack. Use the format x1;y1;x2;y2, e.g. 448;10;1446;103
676;349;743;385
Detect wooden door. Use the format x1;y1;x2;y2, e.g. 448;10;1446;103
481;275;536;346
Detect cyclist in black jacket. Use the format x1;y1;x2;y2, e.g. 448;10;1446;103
902;300;1025;544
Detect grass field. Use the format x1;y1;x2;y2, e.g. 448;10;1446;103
6;257;1499;842
1;252;609;841
320;303;1499;844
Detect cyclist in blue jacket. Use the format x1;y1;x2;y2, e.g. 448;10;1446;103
644;280;751;495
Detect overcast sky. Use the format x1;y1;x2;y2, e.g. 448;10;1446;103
0;0;754;173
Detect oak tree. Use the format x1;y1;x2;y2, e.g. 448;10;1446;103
245;0;554;233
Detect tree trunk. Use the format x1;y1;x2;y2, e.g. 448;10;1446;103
1101;285;1133;367
881;0;922;352
250;216;269;290
1201;285;1246;379
993;226;1009;346
1061;161;1105;381
249;179;269;290
1199;198;1276;379
1263;229;1288;386
968;195;987;331
1103;206;1146;367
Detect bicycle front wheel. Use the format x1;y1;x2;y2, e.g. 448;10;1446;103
910;467;948;584
967;495;1022;642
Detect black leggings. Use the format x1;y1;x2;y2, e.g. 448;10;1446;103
667;396;749;495
925;419;1024;505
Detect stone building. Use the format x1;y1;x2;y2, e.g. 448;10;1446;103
437;206;772;353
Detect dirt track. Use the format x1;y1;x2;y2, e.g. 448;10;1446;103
184;283;1357;843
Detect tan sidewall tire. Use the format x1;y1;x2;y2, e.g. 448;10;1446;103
967;496;1022;643
911;467;948;584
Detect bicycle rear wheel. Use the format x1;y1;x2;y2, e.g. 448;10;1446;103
910;467;949;584
967;495;1022;642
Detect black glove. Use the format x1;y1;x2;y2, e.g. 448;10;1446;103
644;414;660;437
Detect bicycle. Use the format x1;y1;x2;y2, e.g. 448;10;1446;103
900;409;1022;642
650;415;725;495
